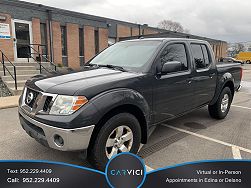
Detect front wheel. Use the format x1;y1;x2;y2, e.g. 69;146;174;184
208;87;233;119
88;113;141;170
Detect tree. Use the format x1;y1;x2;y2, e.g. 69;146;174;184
157;20;189;33
229;43;245;57
235;43;245;53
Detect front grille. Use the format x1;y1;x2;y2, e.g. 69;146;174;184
22;87;56;114
43;96;53;112
25;88;40;108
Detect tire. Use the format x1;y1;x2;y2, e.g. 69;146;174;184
208;87;233;119
88;113;141;170
246;60;250;64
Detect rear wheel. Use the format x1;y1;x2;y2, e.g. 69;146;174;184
88;113;141;170
246;60;250;64
208;87;233;119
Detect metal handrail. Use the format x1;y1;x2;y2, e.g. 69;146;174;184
29;44;49;61
0;49;17;90
26;44;57;73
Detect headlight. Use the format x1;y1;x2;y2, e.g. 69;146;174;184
50;95;88;115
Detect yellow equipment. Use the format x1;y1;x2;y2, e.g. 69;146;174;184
236;52;251;64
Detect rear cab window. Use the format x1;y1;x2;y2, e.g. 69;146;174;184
191;43;211;70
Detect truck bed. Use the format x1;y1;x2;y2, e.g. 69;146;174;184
216;62;242;90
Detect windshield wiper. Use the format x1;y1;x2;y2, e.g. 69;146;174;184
89;64;127;72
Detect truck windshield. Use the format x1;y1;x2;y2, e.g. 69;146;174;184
89;40;162;72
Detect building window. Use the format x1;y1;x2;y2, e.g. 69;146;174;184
94;29;99;54
61;26;67;56
40;23;48;58
79;28;84;57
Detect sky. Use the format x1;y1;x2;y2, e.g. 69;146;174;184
24;0;251;43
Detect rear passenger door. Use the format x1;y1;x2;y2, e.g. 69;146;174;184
153;42;194;123
190;43;217;106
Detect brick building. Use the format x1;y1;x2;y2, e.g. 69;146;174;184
0;0;227;70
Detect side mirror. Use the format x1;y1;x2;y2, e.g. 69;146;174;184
161;61;182;74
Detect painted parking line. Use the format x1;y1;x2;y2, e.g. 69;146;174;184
232;105;251;110
232;146;242;159
238;91;251;95
145;165;154;172
143;118;250;171
163;124;251;159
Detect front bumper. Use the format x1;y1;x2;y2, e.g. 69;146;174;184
19;108;95;151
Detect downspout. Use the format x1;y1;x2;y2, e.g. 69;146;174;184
138;24;141;38
47;10;54;63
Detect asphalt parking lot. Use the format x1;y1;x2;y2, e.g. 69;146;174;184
1;64;251;171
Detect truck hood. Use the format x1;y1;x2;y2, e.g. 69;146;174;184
27;68;140;96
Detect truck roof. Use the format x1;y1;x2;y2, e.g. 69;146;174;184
123;37;207;43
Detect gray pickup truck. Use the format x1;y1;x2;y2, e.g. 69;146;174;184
18;38;242;169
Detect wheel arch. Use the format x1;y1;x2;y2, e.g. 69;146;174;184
87;88;151;153
88;104;148;153
224;81;234;97
210;73;235;105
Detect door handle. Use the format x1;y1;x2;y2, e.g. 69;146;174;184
209;73;216;78
187;79;192;84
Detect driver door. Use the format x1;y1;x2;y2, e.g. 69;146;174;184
153;42;195;123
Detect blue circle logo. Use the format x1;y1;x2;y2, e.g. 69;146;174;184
105;153;146;188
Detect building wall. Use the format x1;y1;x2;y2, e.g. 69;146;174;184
0;0;228;69
84;25;95;62
0;13;14;61
66;23;79;70
132;27;140;36
117;24;161;40
51;21;62;65
46;20;51;61
117;24;131;40
211;42;228;61
143;28;159;35
32;18;41;52
98;28;108;52
206;42;228;61
222;42;227;57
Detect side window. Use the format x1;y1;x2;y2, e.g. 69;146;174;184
160;43;188;72
201;45;210;67
191;44;211;69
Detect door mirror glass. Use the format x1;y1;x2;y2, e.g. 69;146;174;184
161;61;182;74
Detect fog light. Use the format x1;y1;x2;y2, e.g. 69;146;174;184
54;134;64;147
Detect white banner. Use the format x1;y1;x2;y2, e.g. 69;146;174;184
0;23;11;39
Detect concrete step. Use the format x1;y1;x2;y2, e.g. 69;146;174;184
1;62;52;68
0;70;40;76
0;61;56;96
0;66;37;71
2;74;36;82
2;62;41;66
4;80;26;88
8;87;24;95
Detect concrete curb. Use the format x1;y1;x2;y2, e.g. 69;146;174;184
0;96;20;110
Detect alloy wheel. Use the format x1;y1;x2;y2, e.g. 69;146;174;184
105;125;133;159
221;94;229;113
